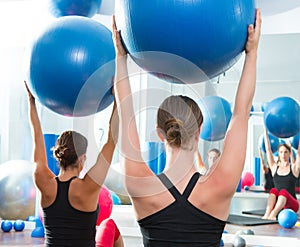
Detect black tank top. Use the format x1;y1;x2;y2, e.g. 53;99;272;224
43;177;99;247
264;168;274;191
138;172;226;247
273;166;297;199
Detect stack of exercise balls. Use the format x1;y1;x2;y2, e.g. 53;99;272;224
115;0;256;84
25;1;115;117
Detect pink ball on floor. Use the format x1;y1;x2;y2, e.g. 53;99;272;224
241;172;254;189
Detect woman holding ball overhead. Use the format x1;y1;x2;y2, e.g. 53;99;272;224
25;82;123;247
262;126;300;220
112;8;261;247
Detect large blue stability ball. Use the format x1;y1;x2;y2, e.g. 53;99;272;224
258;133;279;153
197;96;232;141
26;16;115;116
278;209;298;229
264;97;300;138
48;0;102;18
115;0;256;83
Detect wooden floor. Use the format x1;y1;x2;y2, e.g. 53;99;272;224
0;229;44;247
1;222;300;247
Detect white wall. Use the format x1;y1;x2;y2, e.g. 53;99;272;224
0;1;300;175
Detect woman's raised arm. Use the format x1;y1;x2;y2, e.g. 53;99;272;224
25;81;55;190
112;16;153;184
212;9;262;196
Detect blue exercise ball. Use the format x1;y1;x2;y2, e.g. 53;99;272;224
197;96;232;141
261;102;268;112
264;97;300;138
1;220;13;232
278;209;298;229
13;220;25;232
291;132;300;149
48;0;102;18
110;190;122;205
115;0;256;83
26;16;115;116
258;133;279;153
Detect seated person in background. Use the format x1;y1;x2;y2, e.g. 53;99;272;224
195;148;221;175
258;147;274;192
207;148;221;167
262;127;300;220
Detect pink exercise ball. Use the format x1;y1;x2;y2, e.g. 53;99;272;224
96;185;113;225
241;171;254;189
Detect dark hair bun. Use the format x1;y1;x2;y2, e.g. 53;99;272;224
165;119;183;147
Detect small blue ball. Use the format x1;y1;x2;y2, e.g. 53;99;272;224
1;220;13;232
13;220;25;231
278;209;298;229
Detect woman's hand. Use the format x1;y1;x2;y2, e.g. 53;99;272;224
245;8;262;55
24;80;35;103
112;15;127;57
